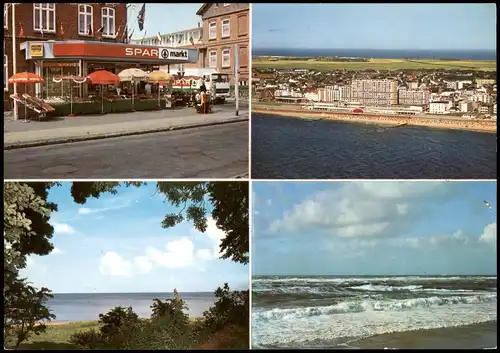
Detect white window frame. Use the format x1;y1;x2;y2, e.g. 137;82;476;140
101;7;115;38
78;4;93;36
33;3;56;33
4;4;8;29
209;50;217;69
221;19;230;39
209;21;217;40
4;52;8;92
222;48;230;68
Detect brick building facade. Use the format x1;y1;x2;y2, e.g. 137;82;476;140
4;3;127;109
196;3;249;85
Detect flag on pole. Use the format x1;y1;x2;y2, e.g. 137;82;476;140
19;22;24;37
137;3;146;31
60;22;65;38
156;32;162;44
97;25;104;33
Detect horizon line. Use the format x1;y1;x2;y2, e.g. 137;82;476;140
252;274;497;277
51;289;249;295
253;47;496;52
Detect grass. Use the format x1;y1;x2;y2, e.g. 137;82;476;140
252;57;497;71
12;321;101;350
9;318;207;350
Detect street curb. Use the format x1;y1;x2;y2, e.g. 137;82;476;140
5;117;249;150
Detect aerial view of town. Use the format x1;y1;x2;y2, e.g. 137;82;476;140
251;3;497;179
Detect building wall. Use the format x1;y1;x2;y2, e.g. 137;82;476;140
198;3;249;84
398;88;430;106
350;79;398;106
4;3;127;109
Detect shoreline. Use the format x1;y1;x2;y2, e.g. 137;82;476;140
352;321;497;349
252;106;497;133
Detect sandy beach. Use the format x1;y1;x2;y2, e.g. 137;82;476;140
252;105;497;133
352;321;497;349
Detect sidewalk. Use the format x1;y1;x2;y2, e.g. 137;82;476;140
4;107;248;149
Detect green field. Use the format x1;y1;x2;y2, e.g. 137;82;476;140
7;318;208;350
252;57;497;71
10;321;101;350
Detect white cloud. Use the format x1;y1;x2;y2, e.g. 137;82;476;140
99;252;133;277
266;199;272;206
268;182;452;239
99;219;228;277
52;247;63;254
53;223;75;234
78;200;132;216
479;223;496;244
145;237;195;268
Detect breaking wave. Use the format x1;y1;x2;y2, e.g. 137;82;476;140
254;293;497;321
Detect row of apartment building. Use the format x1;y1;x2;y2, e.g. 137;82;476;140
316;80;429;106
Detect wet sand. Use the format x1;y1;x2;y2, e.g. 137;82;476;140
352;321;497;349
253;106;497;133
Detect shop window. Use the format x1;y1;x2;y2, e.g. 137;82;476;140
4;53;8;92
221;19;230;39
209;50;217;69
33;3;55;33
42;64;80;99
78;4;93;36
4;4;7;29
101;7;115;37
222;48;230;69
209;22;216;40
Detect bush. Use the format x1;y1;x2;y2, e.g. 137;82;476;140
68;329;105;349
150;289;189;328
98;306;139;337
202;283;249;332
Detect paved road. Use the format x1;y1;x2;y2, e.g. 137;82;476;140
4;121;248;179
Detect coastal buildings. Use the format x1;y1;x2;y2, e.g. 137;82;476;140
196;3;250;85
398;87;430;106
252;66;496;116
350;79;398;106
429;101;453;114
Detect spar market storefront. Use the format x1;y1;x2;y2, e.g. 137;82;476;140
20;40;198;99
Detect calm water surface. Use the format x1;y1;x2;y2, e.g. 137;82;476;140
48;292;215;322
251;114;497;179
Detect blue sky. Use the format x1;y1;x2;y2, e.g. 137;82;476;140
21;182;248;294
252;181;497;276
128;3;203;40
252;4;497;50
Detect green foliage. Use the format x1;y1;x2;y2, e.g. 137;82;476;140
158;182;249;264
3;181;248;349
150;289;189;327
3;278;56;348
202;283;249;332
68;329;105;349
98;306;139;337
